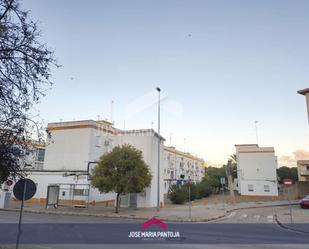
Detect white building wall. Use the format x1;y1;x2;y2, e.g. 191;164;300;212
113;132;164;208
42;121;165;208
236;145;278;196
44;128;92;171
19;171;116;203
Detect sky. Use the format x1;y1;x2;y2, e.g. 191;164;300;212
23;0;309;166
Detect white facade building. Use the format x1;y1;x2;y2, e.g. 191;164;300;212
163;146;204;194
19;120;167;208
236;144;278;196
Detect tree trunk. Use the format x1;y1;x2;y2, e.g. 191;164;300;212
115;193;120;213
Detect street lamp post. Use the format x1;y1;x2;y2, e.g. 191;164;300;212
156;87;161;212
297;88;309;123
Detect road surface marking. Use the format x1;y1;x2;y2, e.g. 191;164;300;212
267;215;273;223
240;214;248;219
227;212;236;218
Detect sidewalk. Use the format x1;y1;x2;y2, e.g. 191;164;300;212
3;201;226;222
275;205;309;233
1;198;301;222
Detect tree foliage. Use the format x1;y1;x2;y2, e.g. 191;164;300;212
168;182;212;204
0;0;56;182
91;144;152;213
277;166;298;184
203;167;224;192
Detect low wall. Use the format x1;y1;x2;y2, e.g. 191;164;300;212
296;181;309;198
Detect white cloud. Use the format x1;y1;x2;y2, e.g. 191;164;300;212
278;149;309;167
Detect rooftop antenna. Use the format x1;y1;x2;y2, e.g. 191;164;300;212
169;133;173;146
97;115;101;121
255;120;259;145
183;138;186;153
110;100;114;124
151;121;154;130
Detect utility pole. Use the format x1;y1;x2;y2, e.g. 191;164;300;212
156;87;161;212
110;100;114;124
188;176;192;221
255;120;259;145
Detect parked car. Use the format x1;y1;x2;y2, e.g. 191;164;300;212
300;195;309;209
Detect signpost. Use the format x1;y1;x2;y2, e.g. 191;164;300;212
13;178;37;249
188;177;192;221
283;178;293;223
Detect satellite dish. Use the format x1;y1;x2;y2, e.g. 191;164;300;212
13;178;37;201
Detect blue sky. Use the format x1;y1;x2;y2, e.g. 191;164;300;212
24;0;309;165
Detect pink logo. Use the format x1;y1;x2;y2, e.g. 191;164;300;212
141;217;167;230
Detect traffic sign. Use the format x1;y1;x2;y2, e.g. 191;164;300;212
283;178;293;187
5;179;13;186
13;178;37;201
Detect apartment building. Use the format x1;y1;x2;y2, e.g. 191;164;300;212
297;160;309;182
163;146;205;194
24;120;165;208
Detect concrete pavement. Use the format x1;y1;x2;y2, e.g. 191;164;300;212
3;199;300;222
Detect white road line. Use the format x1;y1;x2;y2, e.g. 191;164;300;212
253;215;260;221
227;212;236;218
240;214;248;219
267;215;274;223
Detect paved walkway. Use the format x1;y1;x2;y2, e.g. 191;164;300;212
275;205;309;233
6;201;226;222
2;199;301;222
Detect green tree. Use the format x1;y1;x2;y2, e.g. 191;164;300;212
202;173;220;192
91;144;152;213
277;166;298;184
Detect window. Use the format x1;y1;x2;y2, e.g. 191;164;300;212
248;185;254;192
170;171;174;179
95;135;101;147
306;165;309;171
36;148;45;162
264;185;270;192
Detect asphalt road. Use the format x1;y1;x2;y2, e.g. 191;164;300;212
212;206;285;223
0;209;309;249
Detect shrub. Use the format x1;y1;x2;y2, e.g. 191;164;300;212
188;183;201;200
168;184;188;204
168;181;214;204
197;181;212;198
